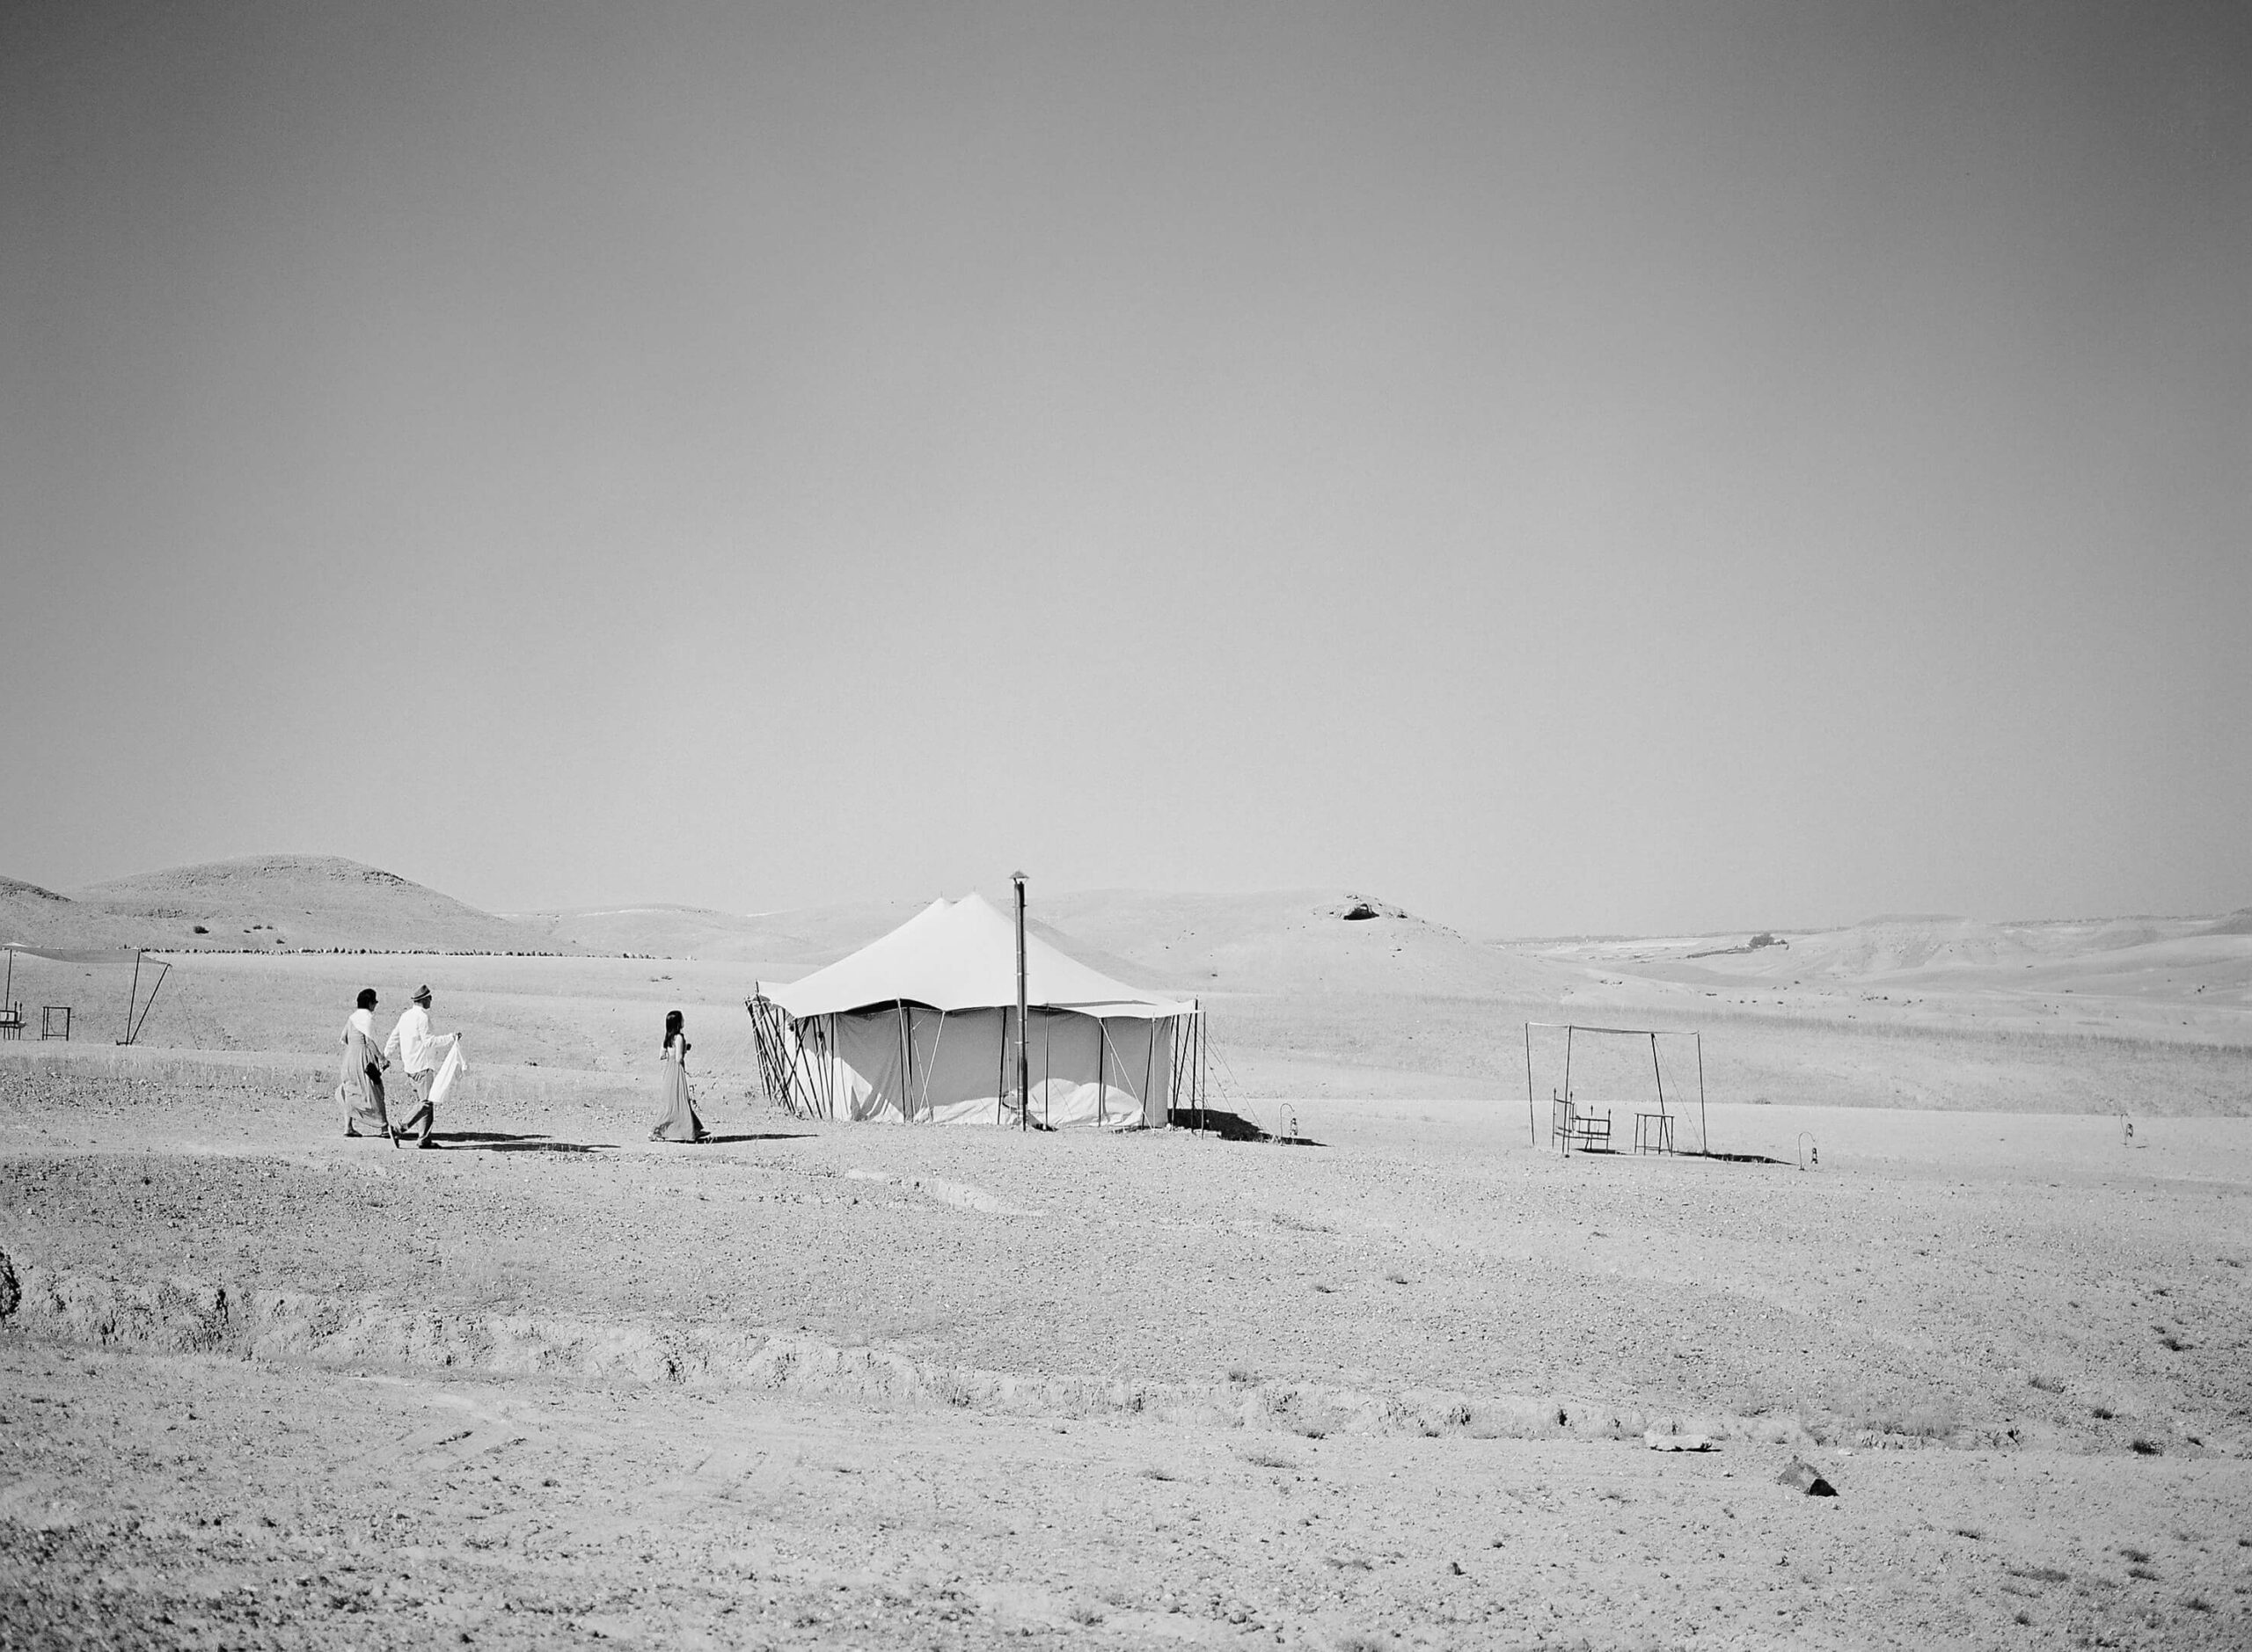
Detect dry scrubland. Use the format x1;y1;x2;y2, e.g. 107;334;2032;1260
4;872;2252;1647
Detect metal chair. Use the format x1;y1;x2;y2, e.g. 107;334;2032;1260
1552;1093;1612;1152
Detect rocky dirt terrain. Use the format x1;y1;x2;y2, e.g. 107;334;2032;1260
4;1044;2249;1648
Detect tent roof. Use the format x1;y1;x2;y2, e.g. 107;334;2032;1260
762;892;1193;1020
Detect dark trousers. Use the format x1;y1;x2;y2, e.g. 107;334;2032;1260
396;1068;437;1141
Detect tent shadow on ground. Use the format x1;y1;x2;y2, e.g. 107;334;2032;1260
1167;1107;1325;1147
697;1132;813;1144
1561;1147;1792;1167
427;1131;613;1154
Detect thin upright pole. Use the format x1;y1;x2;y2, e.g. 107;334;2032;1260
128;961;167;1045
1650;1032;1669;1154
1523;1023;1536;1147
123;952;143;1045
1561;1027;1574;1152
896;999;913;1123
1013;872;1029;1132
1696;1032;1708;1154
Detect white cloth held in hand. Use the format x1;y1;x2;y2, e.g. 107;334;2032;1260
428;1035;467;1107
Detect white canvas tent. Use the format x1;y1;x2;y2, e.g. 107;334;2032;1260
746;893;1204;1128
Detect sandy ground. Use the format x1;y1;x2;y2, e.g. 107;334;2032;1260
10;942;2245;1133
4;1041;2250;1648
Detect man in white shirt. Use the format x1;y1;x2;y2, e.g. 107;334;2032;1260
385;984;458;1149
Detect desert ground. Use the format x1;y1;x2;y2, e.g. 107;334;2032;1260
4;861;2249;1648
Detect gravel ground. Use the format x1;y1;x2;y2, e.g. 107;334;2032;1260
5;1342;2248;1652
4;1055;2251;1647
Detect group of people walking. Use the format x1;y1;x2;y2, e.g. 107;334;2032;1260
337;983;463;1148
335;989;707;1147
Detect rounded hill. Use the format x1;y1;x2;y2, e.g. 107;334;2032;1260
56;854;556;954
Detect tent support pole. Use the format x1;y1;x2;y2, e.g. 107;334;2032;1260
1561;1027;1574;1153
1523;1022;1535;1148
1196;1003;1206;1134
896;999;913;1124
1013;873;1030;1132
1650;1031;1665;1117
126;959;168;1047
122;952;142;1045
1188;1008;1207;1138
1142;1020;1154;1129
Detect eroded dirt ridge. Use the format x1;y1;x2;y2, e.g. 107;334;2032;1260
3;1247;1985;1451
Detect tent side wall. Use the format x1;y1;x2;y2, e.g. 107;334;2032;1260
749;996;1189;1128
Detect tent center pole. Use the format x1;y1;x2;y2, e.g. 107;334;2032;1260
1013;872;1029;1132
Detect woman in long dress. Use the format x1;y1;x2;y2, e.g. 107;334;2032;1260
337;987;395;1143
649;1009;707;1143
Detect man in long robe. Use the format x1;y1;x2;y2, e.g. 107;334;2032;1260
337;988;393;1141
385;984;459;1149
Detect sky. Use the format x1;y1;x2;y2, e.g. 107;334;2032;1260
4;1;2247;937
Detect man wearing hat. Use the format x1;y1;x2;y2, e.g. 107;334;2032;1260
384;984;457;1149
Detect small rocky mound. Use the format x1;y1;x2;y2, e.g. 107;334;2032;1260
1334;897;1407;923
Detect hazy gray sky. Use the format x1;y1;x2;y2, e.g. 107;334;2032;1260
4;2;2247;936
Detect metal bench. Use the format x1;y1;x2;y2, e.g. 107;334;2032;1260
0;1003;21;1040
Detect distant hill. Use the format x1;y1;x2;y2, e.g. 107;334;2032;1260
0;854;560;954
1520;910;2252;1019
1016;888;1574;999
1;875;167;953
500;886;1578;1001
502;899;927;975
